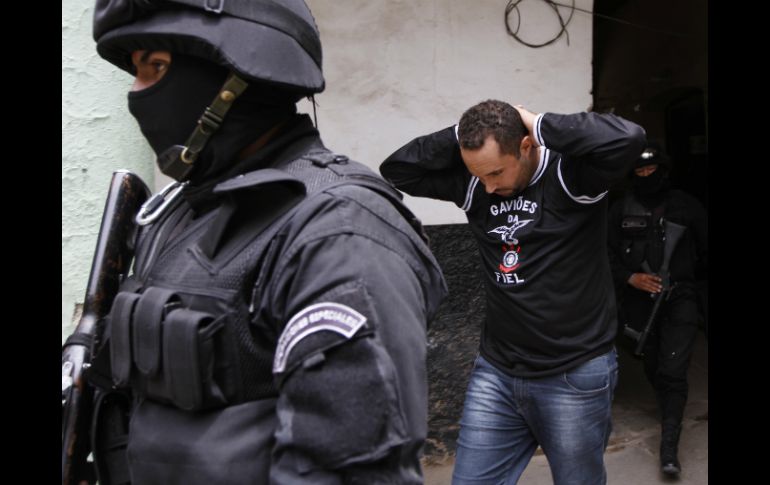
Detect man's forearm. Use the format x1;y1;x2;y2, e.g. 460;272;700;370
536;112;646;168
380;126;465;201
536;112;646;197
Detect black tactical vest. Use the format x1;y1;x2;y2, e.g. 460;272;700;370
620;193;666;273
110;148;423;409
88;147;428;484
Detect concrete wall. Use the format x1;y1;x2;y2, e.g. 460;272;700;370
62;0;594;337
300;0;594;225
62;0;155;340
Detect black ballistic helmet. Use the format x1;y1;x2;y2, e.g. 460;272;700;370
93;0;325;99
634;141;670;170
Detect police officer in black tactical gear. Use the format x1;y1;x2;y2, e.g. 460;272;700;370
86;1;447;483
608;143;707;478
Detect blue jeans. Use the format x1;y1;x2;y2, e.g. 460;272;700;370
452;349;618;485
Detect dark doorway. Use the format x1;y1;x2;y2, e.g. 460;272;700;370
592;0;708;208
665;89;708;208
592;1;709;340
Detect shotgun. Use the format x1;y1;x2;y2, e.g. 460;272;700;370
62;170;150;484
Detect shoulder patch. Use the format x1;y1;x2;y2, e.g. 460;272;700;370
273;302;367;373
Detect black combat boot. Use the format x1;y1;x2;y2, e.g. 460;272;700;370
660;424;682;477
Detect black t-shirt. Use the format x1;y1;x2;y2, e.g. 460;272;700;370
381;112;646;376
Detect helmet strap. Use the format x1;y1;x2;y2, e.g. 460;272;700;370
157;72;250;181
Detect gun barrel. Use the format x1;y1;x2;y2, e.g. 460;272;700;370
62;171;150;485
634;289;666;356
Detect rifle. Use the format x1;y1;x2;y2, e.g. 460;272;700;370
62;171;150;485
623;219;687;356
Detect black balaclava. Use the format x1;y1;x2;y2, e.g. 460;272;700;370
127;53;297;190
632;166;670;207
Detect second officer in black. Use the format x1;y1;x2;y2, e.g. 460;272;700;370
608;143;708;477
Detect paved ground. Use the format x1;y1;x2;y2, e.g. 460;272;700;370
424;332;708;484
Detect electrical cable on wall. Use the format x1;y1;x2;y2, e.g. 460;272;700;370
505;0;576;48
504;0;690;49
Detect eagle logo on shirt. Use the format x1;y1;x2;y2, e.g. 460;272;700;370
488;216;534;245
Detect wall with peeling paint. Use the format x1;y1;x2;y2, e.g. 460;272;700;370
62;0;155;338
62;0;593;338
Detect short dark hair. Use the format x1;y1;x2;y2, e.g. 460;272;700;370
458;100;526;156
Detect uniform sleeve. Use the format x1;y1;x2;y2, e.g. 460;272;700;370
536;112;647;203
265;229;433;483
379;125;473;208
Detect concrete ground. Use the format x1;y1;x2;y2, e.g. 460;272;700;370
424;332;708;484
